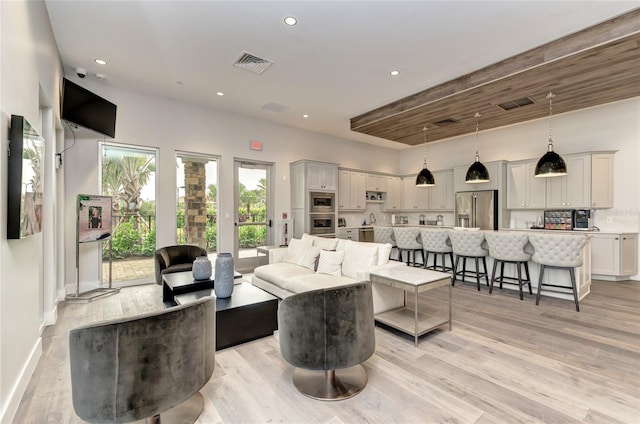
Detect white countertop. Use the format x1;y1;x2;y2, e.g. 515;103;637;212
500;228;638;235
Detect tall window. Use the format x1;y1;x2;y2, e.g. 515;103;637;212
100;144;157;284
176;153;219;252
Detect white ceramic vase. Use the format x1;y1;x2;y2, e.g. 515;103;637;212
192;256;212;280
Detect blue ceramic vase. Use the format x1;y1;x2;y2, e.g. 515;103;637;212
214;253;234;298
192;256;212;280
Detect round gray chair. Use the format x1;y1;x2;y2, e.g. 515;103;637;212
529;233;588;312
448;230;489;291
484;232;532;300
278;281;375;401
393;227;423;267
69;296;216;423
420;228;453;272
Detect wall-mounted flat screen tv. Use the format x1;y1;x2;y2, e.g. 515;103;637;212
61;78;117;138
7;115;45;239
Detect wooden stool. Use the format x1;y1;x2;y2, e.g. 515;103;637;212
484;232;532;300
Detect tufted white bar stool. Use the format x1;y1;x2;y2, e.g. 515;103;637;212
374;226;398;261
529;234;588;312
484;232;532;300
448;230;489;291
420;228;453;273
393;227;423;267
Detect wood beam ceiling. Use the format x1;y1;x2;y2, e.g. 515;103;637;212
350;9;640;146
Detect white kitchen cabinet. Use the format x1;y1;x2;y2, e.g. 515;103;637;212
402;177;429;210
338;170;351;210
591;233;638;280
338;170;366;210
590;153;614;208
507;159;547;209
307;162;338;190
428;169;454;210
366;174;387;192
350;172;366;210
385;176;403;211
546;153;591;209
335;227;359;241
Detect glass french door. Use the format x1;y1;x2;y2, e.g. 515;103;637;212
234;159;273;272
100;143;157;285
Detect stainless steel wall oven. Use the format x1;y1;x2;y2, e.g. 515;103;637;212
309;214;335;235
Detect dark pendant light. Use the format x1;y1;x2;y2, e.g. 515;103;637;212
535;92;567;177
415;126;435;187
465;112;490;184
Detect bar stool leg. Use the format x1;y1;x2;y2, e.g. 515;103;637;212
423;251;430;269
536;265;545;305
489;259;498;294
474;257;481;291
569;267;580;312
482;257;489;287
524;262;532;294
448;252;454;274
516;261;523;300
452;256;460;286
462;257;468;285
499;262;505;289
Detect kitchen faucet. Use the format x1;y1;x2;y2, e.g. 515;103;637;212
369;212;376;225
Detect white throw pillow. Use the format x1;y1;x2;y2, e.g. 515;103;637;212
299;245;321;270
316;250;345;277
300;233;315;247
313;237;339;251
341;240;379;279
283;238;306;264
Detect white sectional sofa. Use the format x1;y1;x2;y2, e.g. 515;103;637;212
251;233;406;314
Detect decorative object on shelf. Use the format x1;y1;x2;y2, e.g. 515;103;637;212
192;255;212;280
214;253;235;298
535;92;567;178
415;126;435;187
465;112;490;184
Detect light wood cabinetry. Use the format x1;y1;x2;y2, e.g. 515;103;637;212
385;176;403;211
366;174;387;192
428;170;454;210
507;159;547;209
307;162;337;190
545;152;614;209
402;177;429;210
338;170;366;210
591;233;638;280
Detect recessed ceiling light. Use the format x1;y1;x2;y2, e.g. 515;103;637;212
390;70;400;76
95;59;107;65
284;16;297;26
216;92;224;96
303;114;309;118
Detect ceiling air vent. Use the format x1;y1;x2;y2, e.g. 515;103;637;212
432;118;461;126
233;51;273;74
498;97;535;111
261;102;290;113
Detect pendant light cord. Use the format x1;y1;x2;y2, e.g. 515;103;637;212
422;126;428;168
547;92;555;149
474;112;481;159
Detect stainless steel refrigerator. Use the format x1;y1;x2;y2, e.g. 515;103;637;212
455;190;498;230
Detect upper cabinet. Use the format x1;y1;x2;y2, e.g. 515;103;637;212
365;174;387;192
428;170;455;210
545;152;614;209
402;177;429;210
453;160;506;193
385;176;403;211
507;159;547;209
307;162;338;191
338;170;366;210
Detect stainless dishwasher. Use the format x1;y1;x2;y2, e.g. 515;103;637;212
359;227;374;243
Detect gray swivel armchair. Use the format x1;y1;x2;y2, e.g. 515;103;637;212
278;281;375;401
154;244;207;285
69;296;215;423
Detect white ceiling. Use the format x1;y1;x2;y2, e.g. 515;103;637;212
44;1;639;150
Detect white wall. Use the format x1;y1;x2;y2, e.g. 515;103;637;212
0;1;63;422
62;78;401;290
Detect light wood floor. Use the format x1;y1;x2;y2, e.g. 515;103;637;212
14;278;640;423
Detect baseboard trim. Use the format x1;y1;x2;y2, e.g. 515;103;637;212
0;338;42;424
43;302;58;327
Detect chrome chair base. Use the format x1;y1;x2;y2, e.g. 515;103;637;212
292;366;368;401
134;392;204;424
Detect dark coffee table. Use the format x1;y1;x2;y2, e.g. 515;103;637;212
174;282;278;350
162;270;242;305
